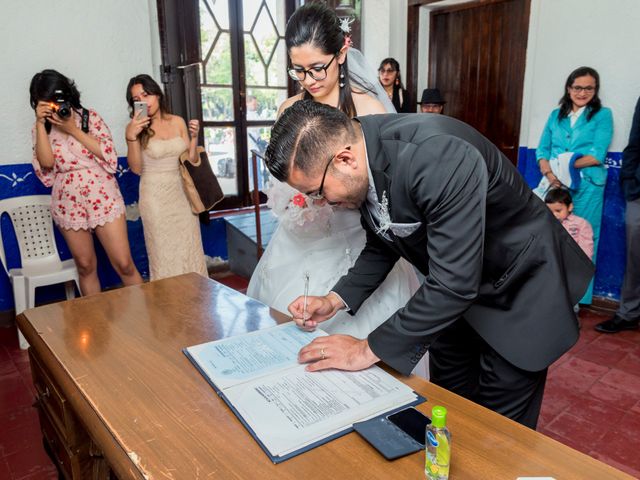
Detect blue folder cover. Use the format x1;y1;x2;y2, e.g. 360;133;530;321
183;348;425;464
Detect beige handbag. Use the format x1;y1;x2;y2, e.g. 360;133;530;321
179;147;224;214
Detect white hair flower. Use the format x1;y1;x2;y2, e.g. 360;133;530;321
339;17;354;34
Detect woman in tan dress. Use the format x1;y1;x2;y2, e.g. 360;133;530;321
124;74;207;280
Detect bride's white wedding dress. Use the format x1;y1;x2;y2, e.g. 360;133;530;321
247;182;421;340
247;47;427;378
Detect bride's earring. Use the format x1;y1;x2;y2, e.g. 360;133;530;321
339;64;345;88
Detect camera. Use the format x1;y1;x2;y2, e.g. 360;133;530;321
50;89;72;118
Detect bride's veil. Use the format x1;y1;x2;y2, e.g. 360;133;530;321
262;47;396;229
347;48;397;114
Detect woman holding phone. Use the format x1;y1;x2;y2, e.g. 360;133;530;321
125;74;207;280
30;69;143;295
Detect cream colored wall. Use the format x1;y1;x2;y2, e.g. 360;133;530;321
521;0;640;150
362;0;408;80
8;0;635;166
1;0;162;166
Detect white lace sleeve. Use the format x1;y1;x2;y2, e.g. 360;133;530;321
265;181;334;237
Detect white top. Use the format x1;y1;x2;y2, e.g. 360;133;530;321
569;106;586;127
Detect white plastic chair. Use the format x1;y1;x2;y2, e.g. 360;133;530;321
0;195;79;349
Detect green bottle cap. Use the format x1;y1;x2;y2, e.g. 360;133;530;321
431;405;447;428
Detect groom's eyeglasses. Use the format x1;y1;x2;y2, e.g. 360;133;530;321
307;146;351;200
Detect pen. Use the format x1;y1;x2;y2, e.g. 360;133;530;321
302;272;310;327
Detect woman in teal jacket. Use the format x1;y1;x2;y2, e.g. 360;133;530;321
537;66;613;304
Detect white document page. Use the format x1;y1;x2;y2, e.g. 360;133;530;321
186;322;327;390
225;364;417;457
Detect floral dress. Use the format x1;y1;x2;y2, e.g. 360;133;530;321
31;109;125;230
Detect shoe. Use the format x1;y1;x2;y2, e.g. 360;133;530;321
594;315;640;333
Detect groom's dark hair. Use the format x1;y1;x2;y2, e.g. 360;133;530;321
265;100;356;182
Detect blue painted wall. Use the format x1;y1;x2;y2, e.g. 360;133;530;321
1;150;625;310
0;158;228;312
518;148;625;301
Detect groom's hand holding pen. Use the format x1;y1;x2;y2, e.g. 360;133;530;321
290;291;346;331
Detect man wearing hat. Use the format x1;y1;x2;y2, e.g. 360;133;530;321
418;88;446;114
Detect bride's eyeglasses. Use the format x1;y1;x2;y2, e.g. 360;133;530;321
288;54;338;82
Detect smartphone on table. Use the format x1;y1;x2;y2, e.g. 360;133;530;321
387;407;431;446
133;101;148;118
353;406;431;460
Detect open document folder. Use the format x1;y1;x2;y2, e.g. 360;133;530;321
184;322;423;463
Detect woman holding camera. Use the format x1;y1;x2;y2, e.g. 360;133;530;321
30;69;143;295
125;74;207;280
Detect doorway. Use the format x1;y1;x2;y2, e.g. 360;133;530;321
428;0;530;164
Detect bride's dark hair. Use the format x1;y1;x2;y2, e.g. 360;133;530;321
285;3;357;118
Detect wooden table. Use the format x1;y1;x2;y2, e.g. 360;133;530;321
18;273;632;479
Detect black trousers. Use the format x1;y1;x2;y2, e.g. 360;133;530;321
428;318;548;429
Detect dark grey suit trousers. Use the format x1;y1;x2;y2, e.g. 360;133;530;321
428;318;547;429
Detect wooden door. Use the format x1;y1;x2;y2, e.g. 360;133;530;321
429;0;530;164
156;0;202;121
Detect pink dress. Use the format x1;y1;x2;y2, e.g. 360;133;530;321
31;109;125;230
562;213;594;260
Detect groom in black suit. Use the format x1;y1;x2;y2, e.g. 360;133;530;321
264;100;593;428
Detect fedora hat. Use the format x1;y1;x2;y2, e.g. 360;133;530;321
418;88;446;104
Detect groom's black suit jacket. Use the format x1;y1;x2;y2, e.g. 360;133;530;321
333;114;594;375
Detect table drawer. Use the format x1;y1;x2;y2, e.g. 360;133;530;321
39;401;93;480
29;348;88;447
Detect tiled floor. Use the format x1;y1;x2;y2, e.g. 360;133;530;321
0;326;57;479
539;309;640;478
1;278;639;479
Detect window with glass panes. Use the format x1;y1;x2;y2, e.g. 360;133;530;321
199;0;290;205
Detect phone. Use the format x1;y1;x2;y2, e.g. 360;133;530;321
134;101;148;118
386;407;431;446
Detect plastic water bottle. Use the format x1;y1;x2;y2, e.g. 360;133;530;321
425;405;451;480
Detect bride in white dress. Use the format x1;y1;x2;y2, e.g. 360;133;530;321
248;5;426;377
250;181;420;340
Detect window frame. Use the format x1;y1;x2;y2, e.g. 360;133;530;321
156;0;297;210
